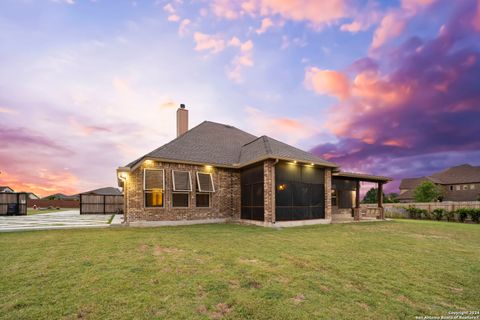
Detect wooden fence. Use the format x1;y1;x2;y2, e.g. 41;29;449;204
80;194;124;215
28;199;80;208
362;201;480;219
0;193;28;215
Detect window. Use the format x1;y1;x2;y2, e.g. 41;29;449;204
197;172;215;192
172;193;189;207
144;169;164;207
463;185;469;190
196;193;210;207
449;186;454;191
456;185;461;191
172;170;192;192
470;184;475;190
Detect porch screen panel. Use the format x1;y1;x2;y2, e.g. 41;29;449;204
240;164;264;221
332;178;356;209
275;162;325;221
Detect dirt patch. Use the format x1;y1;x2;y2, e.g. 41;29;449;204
210;303;232;319
76;305;93;319
228;279;240;289
292;294;306;304
153;245;184;256
138;244;149;252
239;258;258;264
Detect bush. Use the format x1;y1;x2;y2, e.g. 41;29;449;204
420;209;430;220
445;211;455;222
456;208;469;222
468;209;480;223
432;208;446;221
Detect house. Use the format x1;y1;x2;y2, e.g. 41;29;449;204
117;105;391;227
42;193;79;201
398;164;480;202
80;187;122;196
0;186;15;193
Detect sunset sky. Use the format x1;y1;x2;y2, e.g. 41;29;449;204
1;0;479;197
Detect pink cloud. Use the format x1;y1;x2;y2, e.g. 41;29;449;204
193;32;226;53
371;11;406;49
304;67;350;100
209;0;348;28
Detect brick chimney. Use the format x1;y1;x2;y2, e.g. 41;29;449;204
176;104;188;137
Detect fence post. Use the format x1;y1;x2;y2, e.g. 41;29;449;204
103;195;106;215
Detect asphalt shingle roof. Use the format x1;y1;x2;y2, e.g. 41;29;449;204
429;164;480;184
125;121;337;168
80;187;122;196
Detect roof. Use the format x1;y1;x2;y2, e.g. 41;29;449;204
399;177;429;189
80;187;122;196
333;172;392;183
42;193;79;200
399;164;480;190
429;164;480;184
397;189;415;200
0;186;14;192
125;121;337;169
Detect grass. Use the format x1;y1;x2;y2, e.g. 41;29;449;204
0;220;479;319
27;208;71;215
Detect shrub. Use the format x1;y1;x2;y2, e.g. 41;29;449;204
432;208;446;221
420;209;430;220
468;209;480;223
445;211;455;222
406;207;419;219
456;208;469;222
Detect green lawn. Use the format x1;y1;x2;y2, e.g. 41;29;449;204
0;220;479;319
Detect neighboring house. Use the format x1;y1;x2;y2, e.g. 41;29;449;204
26;193;39;200
80;187;122;196
117;105;391;227
42;193;79;201
398;164;480;202
0;186;14;193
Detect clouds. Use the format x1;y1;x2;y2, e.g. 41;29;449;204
210;0;349;28
194;32;226;53
309;0;480;190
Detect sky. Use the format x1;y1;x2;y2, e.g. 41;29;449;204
0;0;479;197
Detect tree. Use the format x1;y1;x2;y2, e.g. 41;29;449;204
414;181;442;202
385;193;399;203
362;188;386;204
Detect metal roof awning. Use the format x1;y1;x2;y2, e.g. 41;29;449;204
333;172;392;183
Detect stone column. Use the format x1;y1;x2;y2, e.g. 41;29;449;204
377;183;385;219
324;169;332;220
354;180;361;221
263;160;276;224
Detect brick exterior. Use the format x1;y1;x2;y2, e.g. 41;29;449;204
123;159;337;225
324;168;332;220
263;160;276;223
124;161;240;222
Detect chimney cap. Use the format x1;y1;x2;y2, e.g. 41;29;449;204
180;103;186;109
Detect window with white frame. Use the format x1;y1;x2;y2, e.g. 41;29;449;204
195;172;214;208
144;169;165;207
456;185;461;191
196;172;215;192
172;170;192;207
470;184;475;190
449;186;454;191
463;185;469;190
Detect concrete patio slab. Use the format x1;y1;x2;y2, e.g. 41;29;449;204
0;210;113;232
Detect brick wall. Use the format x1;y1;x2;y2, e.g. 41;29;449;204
124;161;240;222
324;168;332;220
263;160;275;223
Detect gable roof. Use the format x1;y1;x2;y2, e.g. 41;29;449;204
80;187;122;196
125;121;337;169
429;164;480;184
0;186;14;193
399;177;430;189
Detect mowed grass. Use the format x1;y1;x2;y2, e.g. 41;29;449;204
0;220;479;319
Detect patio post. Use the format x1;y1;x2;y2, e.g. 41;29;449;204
377;183;385;219
354;180;361;221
